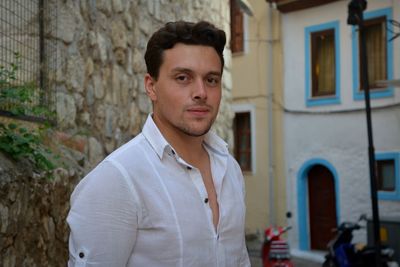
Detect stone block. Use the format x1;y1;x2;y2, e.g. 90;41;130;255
85;57;94;78
54;132;87;153
93;74;104;99
66;56;85;92
74;93;84;111
0;203;8;233
115;48;127;65
88;137;104;165
56;6;75;43
111;20;127;49
97;33;109;63
97;0;112;16
86;83;95;106
105;108;115;138
56;92;76;129
112;0;124;13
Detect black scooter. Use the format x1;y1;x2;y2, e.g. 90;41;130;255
322;214;398;267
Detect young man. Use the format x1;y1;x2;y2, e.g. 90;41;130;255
67;21;250;267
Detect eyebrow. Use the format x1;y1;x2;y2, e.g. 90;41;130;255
171;67;222;77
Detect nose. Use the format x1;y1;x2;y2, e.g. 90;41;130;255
192;79;207;101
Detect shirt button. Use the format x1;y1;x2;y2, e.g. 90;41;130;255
79;252;85;258
186;166;192;170
204;198;209;203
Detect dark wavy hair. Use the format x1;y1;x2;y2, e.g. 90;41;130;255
144;21;226;79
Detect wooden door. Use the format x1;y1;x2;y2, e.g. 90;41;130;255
308;164;337;250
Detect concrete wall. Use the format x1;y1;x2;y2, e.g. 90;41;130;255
232;0;286;236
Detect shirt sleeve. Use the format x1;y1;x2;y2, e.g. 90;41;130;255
231;156;251;267
67;160;138;267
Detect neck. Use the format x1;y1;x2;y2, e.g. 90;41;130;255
169;133;206;166
153;117;207;165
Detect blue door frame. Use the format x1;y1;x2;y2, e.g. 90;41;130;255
297;158;341;250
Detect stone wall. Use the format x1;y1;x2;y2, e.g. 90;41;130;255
0;152;84;267
0;0;233;266
55;0;234;168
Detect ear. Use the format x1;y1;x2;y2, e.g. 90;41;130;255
144;73;157;101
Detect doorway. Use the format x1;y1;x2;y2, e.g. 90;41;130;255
308;164;337;250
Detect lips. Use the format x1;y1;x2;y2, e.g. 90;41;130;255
186;106;211;116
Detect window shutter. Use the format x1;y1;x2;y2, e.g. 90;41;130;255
230;0;244;53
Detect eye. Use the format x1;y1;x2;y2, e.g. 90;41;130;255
205;76;220;87
175;74;191;84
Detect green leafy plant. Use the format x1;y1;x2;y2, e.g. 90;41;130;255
0;52;56;174
0;122;55;171
0;53;55;118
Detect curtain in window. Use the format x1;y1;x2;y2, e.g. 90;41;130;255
377;160;395;191
234;112;251;171
365;22;386;87
316;34;335;95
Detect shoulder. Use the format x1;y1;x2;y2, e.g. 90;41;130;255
71;134;150;200
107;133;147;161
227;153;242;172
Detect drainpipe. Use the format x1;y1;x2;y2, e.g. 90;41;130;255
267;2;276;227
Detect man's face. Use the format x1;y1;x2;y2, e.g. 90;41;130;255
145;43;222;138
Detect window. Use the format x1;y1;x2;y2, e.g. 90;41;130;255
360;16;387;90
377;159;395;192
305;21;340;107
230;0;244;53
311;29;335;97
352;8;393;100
233;104;255;172
234;112;252;171
375;152;400;201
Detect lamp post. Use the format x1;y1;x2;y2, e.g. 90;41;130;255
347;1;382;266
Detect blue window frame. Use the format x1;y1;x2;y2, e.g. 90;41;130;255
376;152;400;201
352;7;394;100
305;21;341;107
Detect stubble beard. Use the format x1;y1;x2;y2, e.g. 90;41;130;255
175;117;215;137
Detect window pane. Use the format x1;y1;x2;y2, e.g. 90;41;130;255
360;16;387;89
377;159;395;191
311;29;335;97
234;112;252;171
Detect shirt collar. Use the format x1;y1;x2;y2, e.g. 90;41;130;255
142;114;229;159
142;114;170;159
203;130;229;156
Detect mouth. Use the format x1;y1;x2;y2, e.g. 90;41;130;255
186;106;211;116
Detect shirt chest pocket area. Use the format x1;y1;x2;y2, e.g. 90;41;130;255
137;200;179;237
135;203;181;261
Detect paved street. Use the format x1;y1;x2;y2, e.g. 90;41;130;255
247;238;323;267
250;256;322;267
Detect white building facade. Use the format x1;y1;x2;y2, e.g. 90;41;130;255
280;0;400;258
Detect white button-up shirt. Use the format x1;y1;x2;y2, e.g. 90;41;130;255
67;115;250;267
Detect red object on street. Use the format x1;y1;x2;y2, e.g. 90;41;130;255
262;226;294;267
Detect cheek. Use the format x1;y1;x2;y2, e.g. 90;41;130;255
209;90;222;104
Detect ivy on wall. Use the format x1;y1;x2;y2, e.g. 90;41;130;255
0;52;57;174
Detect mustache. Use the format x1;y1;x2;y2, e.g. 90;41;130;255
185;104;212;111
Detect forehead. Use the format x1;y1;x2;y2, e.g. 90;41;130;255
160;43;222;73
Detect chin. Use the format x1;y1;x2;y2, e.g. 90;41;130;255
181;125;212;137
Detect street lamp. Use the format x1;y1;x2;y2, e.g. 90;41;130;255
347;1;382;266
